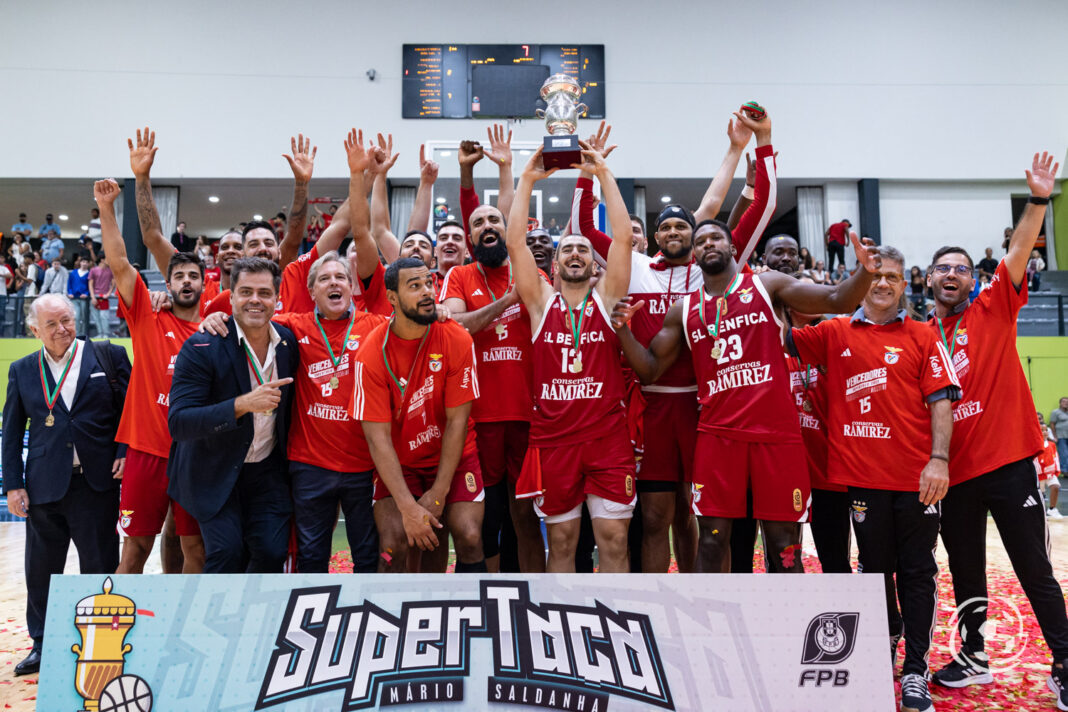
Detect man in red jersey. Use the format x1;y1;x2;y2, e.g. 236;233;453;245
616;220;879;576
94;178;206;574
201;250;387;573
508;143;634;574
351;257;486;573
790;245;959;712
925;153;1068;706
569;115;776;573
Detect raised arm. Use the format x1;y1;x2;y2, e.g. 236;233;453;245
569;121;616;257
726;153;756;230
580;144;632;306
729;110;776;266
694;117;752;223
279;133;317;269
368;136;402;264
406;144;439;235
764;232;878;315
1005;152;1059;288
93;179;140;308
458;140;484;252
345;129;386;281
508;148;559;322
128;127;175;271
483;124;515;219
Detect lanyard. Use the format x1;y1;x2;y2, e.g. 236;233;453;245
697;273;743;338
381;321;431;414
315;310;356;370
476;262;513;302
242;341;273;385
937;316;961;361
667;262;693;303
566;290;593;350
39;342;78;411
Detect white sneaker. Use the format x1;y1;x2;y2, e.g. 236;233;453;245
1049;508;1064;519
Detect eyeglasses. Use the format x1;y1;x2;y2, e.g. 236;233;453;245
933;264;973;276
873;272;904;285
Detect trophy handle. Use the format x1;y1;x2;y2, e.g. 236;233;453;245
575;103;588;117
72;643;82;655
535;108;545;118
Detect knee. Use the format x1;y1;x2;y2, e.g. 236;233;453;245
452;522;483;559
596;523;630;555
698;523;728;550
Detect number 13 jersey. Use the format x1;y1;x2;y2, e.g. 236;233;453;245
682;272;800;442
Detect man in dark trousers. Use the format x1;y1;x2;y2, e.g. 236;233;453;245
2;294;130;675
167;257;297;573
824;218;851;272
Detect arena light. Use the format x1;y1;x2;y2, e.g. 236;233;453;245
439;151;451;157
519;150;531;156
548;196;559;203
58;214;69;221
208;196;220;203
435;197;446;204
660;196;671;203
253;214;263;221
80;224;89;231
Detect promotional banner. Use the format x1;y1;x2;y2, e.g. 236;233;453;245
39;574;892;711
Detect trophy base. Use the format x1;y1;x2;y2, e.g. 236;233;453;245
542;135;581;170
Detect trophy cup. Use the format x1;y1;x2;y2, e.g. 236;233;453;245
71;577;137;711
536;74;588;170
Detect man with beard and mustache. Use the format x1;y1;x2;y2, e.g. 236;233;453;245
615;220;880;577
440;200;547;573
212;230;243;292
509;144;635;574
925;152;1068;706
94;178;207;575
568;114;777;574
526;227;555;277
351;257;486;573
763;234;800;274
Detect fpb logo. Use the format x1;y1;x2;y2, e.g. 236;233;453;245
799;612;859;688
944;597;1028;673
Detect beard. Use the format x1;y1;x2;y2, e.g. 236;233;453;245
559;262;593;283
660;241;693;260
697;252;730;275
401;301;437;325
170;286;202;309
473;232;508;268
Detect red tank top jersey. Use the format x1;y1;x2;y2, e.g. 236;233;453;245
1036;440;1060;480
351;319;478;469
529;290;627;448
116;279;200;458
927;261;1044;485
787;353;836;490
682;273;799;443
274;310;387;472
441;261;543;423
791;315;960;491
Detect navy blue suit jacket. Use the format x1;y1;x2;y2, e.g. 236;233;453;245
2;339;130;505
166;323;297;521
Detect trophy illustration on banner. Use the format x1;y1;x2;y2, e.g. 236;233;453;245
536;73;588;169
71;577;154;712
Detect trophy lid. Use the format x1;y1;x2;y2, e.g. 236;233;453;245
75;577;136;616
540;73;582;100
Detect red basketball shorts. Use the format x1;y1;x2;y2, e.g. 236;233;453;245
639;390;698;484
373;450;485;505
474;420;530;488
118;447;200;537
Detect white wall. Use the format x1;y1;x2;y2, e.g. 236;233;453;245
2;0;1067;181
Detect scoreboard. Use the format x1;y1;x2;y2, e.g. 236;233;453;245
402;44;605;119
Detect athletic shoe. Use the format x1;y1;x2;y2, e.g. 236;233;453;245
1048;659;1068;711
1049;508;1064;519
899;673;933;712
931;657;993;687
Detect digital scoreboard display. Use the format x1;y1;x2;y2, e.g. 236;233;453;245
402;44;605;119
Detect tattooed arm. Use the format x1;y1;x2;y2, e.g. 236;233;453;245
128;126;176;271
279;134;316;270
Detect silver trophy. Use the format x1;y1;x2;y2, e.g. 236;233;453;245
536;73;588;169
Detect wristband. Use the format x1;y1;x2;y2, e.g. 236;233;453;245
930;454;949;462
1029;195;1050;205
741;185;755;200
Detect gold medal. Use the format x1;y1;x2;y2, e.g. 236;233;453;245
802;398;813;413
718;297;728;317
266;409;275;416
572;355;583;373
495;323;505;336
329;376;340;389
710;346;722;360
45;412;55;427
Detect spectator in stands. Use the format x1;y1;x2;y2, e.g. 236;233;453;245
86;207;102;250
11;213;33;240
8;233;30;261
1051;397;1068;474
824;218;851;271
170;221;194;253
1002;226;1013;252
547;217;562;236
810;259;829;284
1027;249;1045;292
73;235;96;266
909;265;926;312
0;258;11;336
88;254;113;337
41;228;64;265
798;245;814;270
831;262;848;284
977;247;998;280
16;254;40;335
41;257;69;295
194;235;213;263
67;256;92;337
38;213;61;240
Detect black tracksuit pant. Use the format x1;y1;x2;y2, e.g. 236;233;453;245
849;487;940;676
939;457;1068;663
810;487;853;573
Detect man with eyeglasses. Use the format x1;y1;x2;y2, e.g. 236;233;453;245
925;152;1068;708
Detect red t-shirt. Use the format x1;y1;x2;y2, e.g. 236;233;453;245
827;222;848;245
792;314;960;491
1036;440;1061;480
441;261;541;423
681;273;799;442
529;290;627;447
201;274;220;317
787;353;838;491
351;320;478;469
926;260;1044;485
274;309;387;472
116;279;201;458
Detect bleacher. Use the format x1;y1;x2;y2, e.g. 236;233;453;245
1018;271;1068;336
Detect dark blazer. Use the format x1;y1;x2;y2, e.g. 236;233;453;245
166;323;297;521
2;339;130;505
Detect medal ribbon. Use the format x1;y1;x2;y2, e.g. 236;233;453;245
242;341;273;386
381;321;432;416
476;262;513;303
315;310;356;370
936;317;960;361
39;342;78;411
697;273;743;338
566;290;593;352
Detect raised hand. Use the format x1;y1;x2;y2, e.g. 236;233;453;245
1026;151;1060;198
570;139;608;176
369;133;400;176
744;152;756;186
128;126;158;179
850;231;881;273
283;133;317;183
483;123;513;166
520;145;560;182
419;144;439;183
732;107;771;142
458;140;484;168
344;129;373;175
727;117;753;151
586;120;617;159
93;179;122;208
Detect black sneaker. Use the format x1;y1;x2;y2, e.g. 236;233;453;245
899;673;933;712
931;656;993;688
1048;659;1068;711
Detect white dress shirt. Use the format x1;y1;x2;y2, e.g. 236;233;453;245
42;338;84;466
233;320;282;463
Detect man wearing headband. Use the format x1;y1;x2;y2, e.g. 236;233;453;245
568;113;777;573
